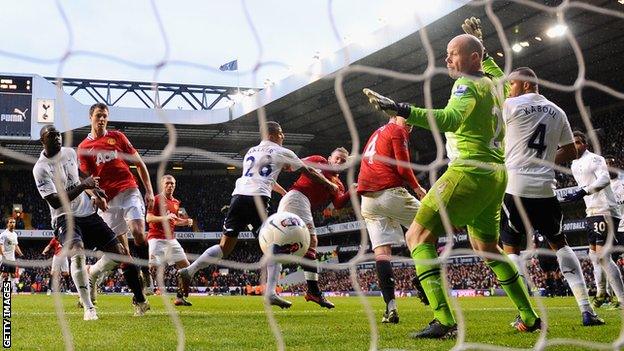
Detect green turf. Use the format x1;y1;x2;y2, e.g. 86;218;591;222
8;294;622;350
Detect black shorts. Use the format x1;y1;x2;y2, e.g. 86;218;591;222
587;215;621;246
55;213;120;251
223;195;270;237
500;194;563;248
0;262;16;274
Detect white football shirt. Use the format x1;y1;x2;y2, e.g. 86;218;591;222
33;147;96;227
571;150;619;218
0;230;18;261
233;140;304;197
503;93;573;198
610;174;624;231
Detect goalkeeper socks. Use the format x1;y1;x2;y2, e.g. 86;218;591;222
589;250;607;295
602;257;624;303
71;254;94;309
121;263;146;303
303;249;320;295
486;256;538;326
556;246;593;313
375;255;395;306
266;261;281;295
411;243;455;327
187;244;223;276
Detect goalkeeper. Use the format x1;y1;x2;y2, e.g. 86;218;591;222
363;18;540;339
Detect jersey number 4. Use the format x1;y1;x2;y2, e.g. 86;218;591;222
363;134;379;164
527;123;547;158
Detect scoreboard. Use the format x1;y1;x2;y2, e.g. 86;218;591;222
0;76;32;139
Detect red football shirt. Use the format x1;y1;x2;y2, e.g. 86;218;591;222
78;130;139;200
147;194;181;240
290;155;350;210
48;237;62;256
357;123;420;193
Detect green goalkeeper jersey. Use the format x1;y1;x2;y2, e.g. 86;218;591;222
406;57;508;174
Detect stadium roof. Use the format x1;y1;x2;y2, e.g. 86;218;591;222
4;0;623;170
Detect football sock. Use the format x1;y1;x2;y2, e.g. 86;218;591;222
302;249;320;295
411;243;455;327
266;261;282;295
134;243;151;289
556;246;593;313
507;253;529;289
120;263;146;303
602;256;624;303
71;254;94;309
89;254;117;283
187;244;223;276
589;250;607;295
486;254;538;326
375;255;395;307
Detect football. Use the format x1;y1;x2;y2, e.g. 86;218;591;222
258;212;310;258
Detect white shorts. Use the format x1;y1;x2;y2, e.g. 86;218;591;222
277;190;315;233
51;255;69;273
361;187;420;249
148;239;187;266
99;188;146;236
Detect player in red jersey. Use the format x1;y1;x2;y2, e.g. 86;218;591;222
267;147;350;308
146;174;193;306
42;237;71;292
357;116;426;324
78;103;154;302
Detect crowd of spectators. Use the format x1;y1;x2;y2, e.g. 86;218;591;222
5;237;622;299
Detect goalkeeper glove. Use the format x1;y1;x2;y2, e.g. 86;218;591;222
362;88;411;118
462;17;490;60
461;17;483;42
563;188;587;202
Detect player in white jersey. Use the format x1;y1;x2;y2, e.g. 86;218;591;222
179;121;338;308
566;131;624;309
0;218;23;292
33;125;149;320
499;67;604;326
606;156;624;238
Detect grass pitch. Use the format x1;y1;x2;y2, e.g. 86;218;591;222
9;294;623;350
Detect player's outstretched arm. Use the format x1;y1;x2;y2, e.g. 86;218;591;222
175;218;193;227
363;88;475;133
146;212;179;224
15;245;22;257
462;16;508;97
41;243;51;256
129;151;155;210
301;166;339;194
